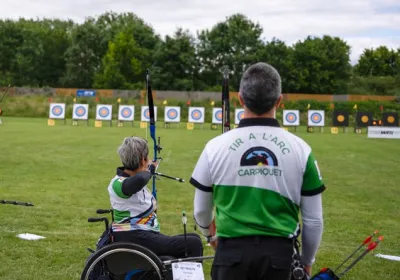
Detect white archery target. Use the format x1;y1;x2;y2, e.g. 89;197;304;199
188;107;205;123
283;110;300;126
212;108;223;124
235;108;244;124
49;103;66;119
141;106;157;122
73;104;89;120
308;110;325;126
164;106;181;122
118;105;134;121
96;104;112;121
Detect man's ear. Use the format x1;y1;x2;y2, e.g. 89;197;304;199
275;95;283;109
238;92;244;106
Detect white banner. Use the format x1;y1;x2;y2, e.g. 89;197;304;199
367;127;400;139
141;106;157;122
118;105;135;121
235;108;244;124
96;104;112;121
212;108;222;124
308;110;325;127
72;104;89;120
164;106;181;122
49;103;66;119
188;107;205;123
283;110;299;126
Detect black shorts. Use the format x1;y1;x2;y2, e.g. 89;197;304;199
211;235;294;280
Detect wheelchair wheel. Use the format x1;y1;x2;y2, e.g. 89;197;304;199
81;242;167;280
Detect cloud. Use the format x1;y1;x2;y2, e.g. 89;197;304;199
1;0;399;64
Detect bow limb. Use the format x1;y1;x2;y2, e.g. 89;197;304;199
146;69;158;200
221;66;231;133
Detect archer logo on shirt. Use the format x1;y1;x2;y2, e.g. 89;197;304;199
238;147;282;177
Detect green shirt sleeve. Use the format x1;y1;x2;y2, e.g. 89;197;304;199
301;152;326;196
112;177;130;199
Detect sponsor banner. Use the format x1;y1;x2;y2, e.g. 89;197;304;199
367;126;400;139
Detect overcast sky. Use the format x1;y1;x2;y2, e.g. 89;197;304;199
2;0;399;64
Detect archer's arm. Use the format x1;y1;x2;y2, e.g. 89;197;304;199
117;171;153;197
300;151;326;266
190;146;214;237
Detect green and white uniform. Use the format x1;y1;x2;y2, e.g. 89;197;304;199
108;168;160;232
191;118;325;265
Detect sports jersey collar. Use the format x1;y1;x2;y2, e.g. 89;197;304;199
238;118;280;128
116;167;130;177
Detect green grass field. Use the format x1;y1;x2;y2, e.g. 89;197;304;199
0;117;399;280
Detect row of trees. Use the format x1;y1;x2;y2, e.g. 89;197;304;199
0;12;399;95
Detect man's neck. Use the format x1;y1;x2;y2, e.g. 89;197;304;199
244;110;275;119
124;169;138;177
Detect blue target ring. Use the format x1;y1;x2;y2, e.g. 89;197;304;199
237;110;244;121
75;106;86;117
121;108;132;118
191;109;202;121
285;112;297;123
167;109;178;120
143;108;150;119
310;112;322;124
52;105;63;116
99;107;110;118
215;110;222;121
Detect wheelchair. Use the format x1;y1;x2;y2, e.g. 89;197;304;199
81;209;214;280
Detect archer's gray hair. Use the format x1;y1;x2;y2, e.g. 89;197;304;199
117;136;149;170
239;62;282;115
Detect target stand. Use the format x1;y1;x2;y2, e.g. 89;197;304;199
72;118;89;126
186;122;203;130
307;126;323;133
283;126;298;133
354;127;364;134
94;120;112;128
48;118;67;126
164;122;180;129
117;120;134;128
211;123;220;130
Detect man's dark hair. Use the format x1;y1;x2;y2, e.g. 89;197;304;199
239;62;282;115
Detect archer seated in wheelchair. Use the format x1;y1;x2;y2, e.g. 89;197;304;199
105;136;203;259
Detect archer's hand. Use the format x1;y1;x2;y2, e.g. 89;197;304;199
304;265;312;276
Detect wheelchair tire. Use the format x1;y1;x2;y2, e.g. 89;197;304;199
81;242;167;280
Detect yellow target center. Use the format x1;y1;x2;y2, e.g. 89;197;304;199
361;116;369;123
387;116;395;123
337;115;344;122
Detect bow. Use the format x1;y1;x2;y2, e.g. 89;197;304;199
206;66;231;239
221;66;231;133
0;84;11;104
145;69;160;199
145;70;184;201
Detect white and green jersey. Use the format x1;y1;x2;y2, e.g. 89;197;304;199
107;168;160;232
191;118;325;239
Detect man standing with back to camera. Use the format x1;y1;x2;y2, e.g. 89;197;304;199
190;62;325;279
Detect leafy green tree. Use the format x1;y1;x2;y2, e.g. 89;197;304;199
151;28;200;90
197;13;264;90
354;46;399;77
291;35;352;94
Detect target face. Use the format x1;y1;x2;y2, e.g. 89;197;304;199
215;110;222;121
167;109;178;120
144;108;150;119
387;116;395;123
99;107;110;118
52;105;63;116
237;111;244;120
285;113;297;123
76;106;86;117
310;112;322;123
361;116;369;123
121;108;132;118
337;115;345;122
191;110;202;120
